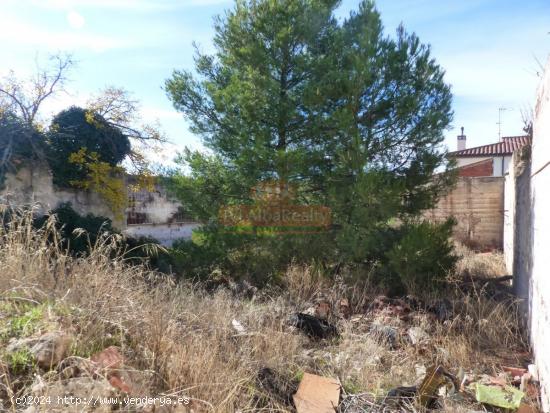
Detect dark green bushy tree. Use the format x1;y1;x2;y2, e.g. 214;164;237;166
47;106;131;187
165;0;456;286
0;110;46;186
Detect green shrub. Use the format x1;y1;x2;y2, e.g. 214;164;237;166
385;218;457;295
32;203;168;271
168;218;456;293
168;224;335;286
33;202;114;255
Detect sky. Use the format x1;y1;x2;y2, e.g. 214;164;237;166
1;0;549;162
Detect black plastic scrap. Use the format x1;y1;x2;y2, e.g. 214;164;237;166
257;367;298;406
289;313;339;339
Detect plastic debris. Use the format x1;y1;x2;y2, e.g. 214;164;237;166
408;326;429;345
231;319;246;334
384;365;457;409
418;365;451;407
289;313;338;339
474;382;524;409
293;373;340;413
502;366;528;379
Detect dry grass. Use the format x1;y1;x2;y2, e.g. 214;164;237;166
453;242;508;280
0;212;534;412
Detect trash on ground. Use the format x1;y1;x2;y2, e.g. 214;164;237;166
528;364;539;381
257;367;297;406
385;385;418;406
417;365;456;407
91;345;125;371
474;382;524;409
502;366;528;379
369;323;398;349
315;301;331;319
339;298;351;319
407;326;429;345
517;403;540;413
293;372;340;413
231;318;246;334
384;365;457;409
289;313;338;339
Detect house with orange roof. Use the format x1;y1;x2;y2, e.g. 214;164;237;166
449;128;531;177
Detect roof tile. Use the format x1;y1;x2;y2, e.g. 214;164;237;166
450;136;531;157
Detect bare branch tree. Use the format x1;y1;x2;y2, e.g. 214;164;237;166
87;86;168;172
87;86;166;142
0;53;75;127
520;105;534;137
0;54;74;175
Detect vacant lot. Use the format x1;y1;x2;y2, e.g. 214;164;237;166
0;217;538;412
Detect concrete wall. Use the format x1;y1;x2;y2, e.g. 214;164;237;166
493;156;512;177
529;58;550;411
503;147;531;277
426;176;504;249
506;58;550;411
124;223;201;247
503;162;516;274
124;179;199;245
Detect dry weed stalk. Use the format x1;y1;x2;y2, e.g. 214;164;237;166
0;210;531;412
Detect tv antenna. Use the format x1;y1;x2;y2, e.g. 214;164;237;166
497;107;510;141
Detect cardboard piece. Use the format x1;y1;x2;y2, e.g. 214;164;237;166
293;373;341;413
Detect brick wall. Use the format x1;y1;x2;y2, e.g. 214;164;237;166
425;176;504;249
458;158;493;177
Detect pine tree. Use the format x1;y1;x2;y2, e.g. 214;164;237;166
165;0;455;280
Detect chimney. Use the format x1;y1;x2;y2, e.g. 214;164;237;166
457;126;466;151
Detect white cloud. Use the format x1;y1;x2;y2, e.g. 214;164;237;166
440;50;540;103
67;10;85;29
26;0;230;11
0;13;128;52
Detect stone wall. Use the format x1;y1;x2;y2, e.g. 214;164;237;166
425;176;504;249
0;163;198;245
1;162;117;223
